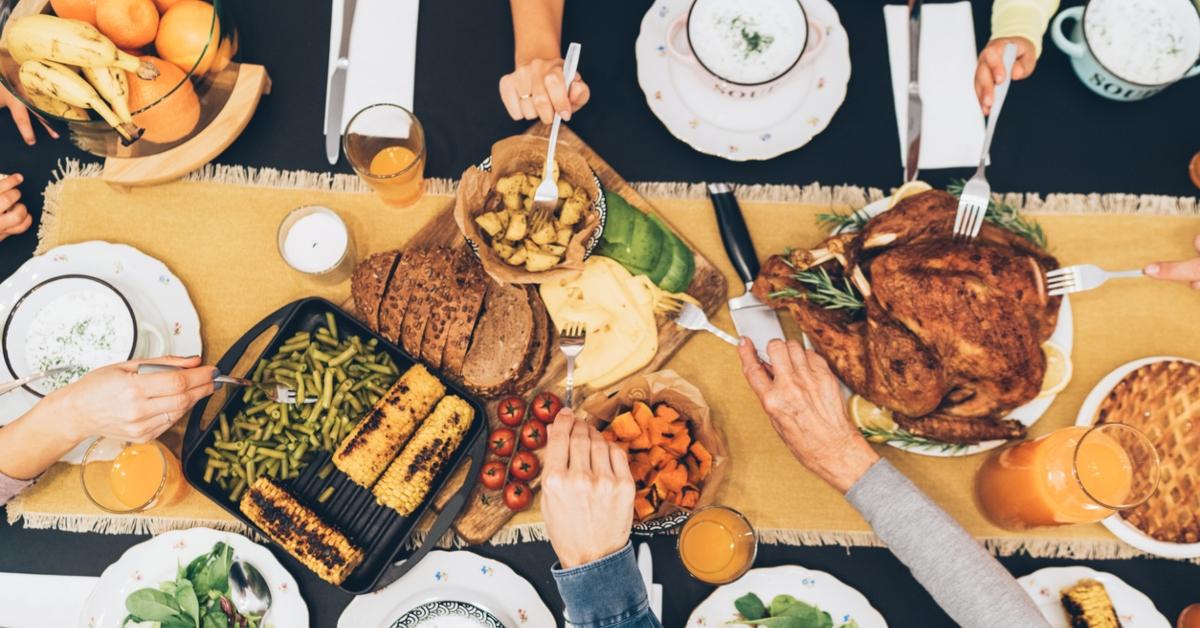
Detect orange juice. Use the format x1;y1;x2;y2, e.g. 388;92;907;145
976;425;1150;530
343;103;427;208
677;506;757;584
84;440;188;512
364;145;425;206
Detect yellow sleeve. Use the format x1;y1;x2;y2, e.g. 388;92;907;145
989;0;1061;57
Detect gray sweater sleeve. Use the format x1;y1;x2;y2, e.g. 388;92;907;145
845;459;1049;628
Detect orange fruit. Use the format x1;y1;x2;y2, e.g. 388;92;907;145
95;0;159;49
50;0;98;25
152;0;185;12
126;55;200;143
155;0;219;75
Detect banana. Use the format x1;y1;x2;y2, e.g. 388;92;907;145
81;66;133;124
24;87;89;121
6;15;159;80
18;60;143;144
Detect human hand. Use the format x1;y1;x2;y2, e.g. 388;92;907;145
738;338;879;493
45;356;217;444
499;57;590;124
540;407;636;569
1144;234;1200;289
974;37;1039;115
0;174;32;243
0;83;58;145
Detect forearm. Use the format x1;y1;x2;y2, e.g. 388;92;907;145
990;0;1060;56
846;459;1049;628
0;395;79;482
552;543;662;628
510;0;564;64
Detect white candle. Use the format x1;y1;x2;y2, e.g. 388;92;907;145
278;206;353;277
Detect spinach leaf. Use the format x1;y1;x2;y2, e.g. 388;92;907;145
742;617;807;628
126;588;182;621
159;614;197;628
193;544;232;598
184;551;212;581
735;593;767;620
201;608;229;628
175;580;201;627
769;595;802;617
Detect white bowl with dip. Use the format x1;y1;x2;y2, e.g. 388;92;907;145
1051;0;1200;101
277;205;356;283
667;0;826;98
2;274;165;397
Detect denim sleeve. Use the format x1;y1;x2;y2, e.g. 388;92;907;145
551;542;662;628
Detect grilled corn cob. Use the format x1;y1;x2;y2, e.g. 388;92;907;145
373;395;474;515
1061;579;1120;628
333;364;445;488
239;477;364;585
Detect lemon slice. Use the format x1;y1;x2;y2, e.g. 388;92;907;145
849;394;898;438
1038;341;1072;399
887;180;933;208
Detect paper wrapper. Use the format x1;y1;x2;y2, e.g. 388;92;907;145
577;369;729;523
454;135;602;285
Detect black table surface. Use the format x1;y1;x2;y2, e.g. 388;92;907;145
2;1;1198;626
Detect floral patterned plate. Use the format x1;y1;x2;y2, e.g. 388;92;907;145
1018;566;1169;627
635;0;851;161
80;527;308;628
338;550;553;628
686;565;886;627
0;241;201;463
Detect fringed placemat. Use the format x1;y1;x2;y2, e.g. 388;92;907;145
7;159;1200;562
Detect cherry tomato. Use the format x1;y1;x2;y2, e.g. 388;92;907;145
509;450;540;481
487;428;516;457
495;396;527;427
531;392;564;423
479;460;506;491
503;481;533;511
519;421;547;450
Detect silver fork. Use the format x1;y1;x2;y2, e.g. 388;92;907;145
530;42;582;232
137;364;317;405
954;42;1018;240
1046;264;1145;296
558;319;586;407
674;302;772;364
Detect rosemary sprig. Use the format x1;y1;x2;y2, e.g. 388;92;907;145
816;209;870;233
857;426;971;454
769;268;864;311
946;180;1047;248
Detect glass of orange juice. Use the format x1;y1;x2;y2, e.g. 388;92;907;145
677;505;758;584
975;423;1160;530
343;103;426;207
81;438;189;513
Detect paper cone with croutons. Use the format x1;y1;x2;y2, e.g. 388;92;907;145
577;370;728;524
454;135;602;285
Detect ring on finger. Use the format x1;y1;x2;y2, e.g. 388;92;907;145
519;92;532;99
162;412;172;426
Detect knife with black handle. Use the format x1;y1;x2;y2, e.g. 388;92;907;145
708;183;784;357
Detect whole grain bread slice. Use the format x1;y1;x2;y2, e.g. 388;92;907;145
400;247;455;358
511;287;551;395
379;249;426;345
351;250;401;332
419;248;471;370
460;283;536;396
440;254;490;377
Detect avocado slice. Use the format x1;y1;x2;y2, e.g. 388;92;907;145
601;190;639;246
658;232;696;293
600;211;664;272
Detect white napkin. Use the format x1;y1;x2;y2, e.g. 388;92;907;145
884;2;985;170
0;572;97;628
324;0;420;135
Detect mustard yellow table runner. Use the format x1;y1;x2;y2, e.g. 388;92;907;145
8;160;1200;561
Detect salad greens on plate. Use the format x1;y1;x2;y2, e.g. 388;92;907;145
122;542;256;628
731;592;859;628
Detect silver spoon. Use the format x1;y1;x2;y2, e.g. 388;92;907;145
228;560;272;622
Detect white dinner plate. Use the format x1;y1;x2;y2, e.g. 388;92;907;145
1018;566;1169;627
0;241;201;463
80;527;308;628
814;197;1074;457
1074;356;1200;560
635;0;851;161
338;550;554;628
687;565;886;627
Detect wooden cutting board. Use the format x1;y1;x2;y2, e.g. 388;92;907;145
384;125;727;544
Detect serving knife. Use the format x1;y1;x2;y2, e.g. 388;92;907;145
325;0;358;164
709;182;783;362
904;0;923;183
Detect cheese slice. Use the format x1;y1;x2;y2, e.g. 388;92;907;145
539;257;658;388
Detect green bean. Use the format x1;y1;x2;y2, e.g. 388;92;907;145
362;362;394;375
324;313;338;339
320;370;335;409
328;345;357;367
364;380;388;396
215;441;242;452
317;486;335;503
317;462;333;479
277;338;310;354
293;442;308;460
315;333;339;348
346;393;363;413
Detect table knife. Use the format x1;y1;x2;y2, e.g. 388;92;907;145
904;0;922;183
709;182;783;360
325;0;358;165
